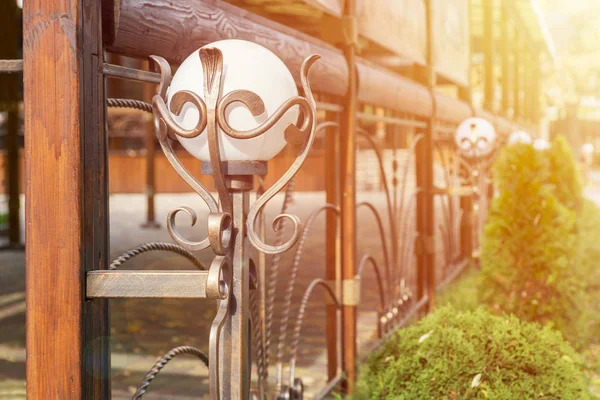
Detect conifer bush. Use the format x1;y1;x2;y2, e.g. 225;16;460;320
355;307;591;399
547;135;583;212
478;143;582;343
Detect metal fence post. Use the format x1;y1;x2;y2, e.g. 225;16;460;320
24;0;110;397
340;0;358;392
142;65;159;228
415;0;437;313
324;95;340;381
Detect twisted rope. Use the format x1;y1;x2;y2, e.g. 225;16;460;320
107;98;153;113
265;177;296;370
250;288;266;393
132;346;208;400
110;242;206;270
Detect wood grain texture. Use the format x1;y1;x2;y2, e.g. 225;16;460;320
105;0;348;96
24;0;110;397
102;0;476;117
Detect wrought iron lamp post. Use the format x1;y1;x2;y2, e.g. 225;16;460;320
149;40;319;399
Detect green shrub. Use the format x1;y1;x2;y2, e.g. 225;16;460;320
547;136;583;212
355;307;592;399
479;143;583;344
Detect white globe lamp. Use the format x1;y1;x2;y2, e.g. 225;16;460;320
508;130;532;145
455;117;497;158
167;40;299;161
533;138;550;151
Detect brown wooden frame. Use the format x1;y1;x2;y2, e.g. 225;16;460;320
24;0;110;397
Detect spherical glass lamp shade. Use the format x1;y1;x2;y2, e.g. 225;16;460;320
167;39;299;161
533;138;550;151
455;117;496;157
582;143;594;154
508;130;532;145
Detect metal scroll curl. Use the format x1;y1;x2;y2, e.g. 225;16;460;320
245;54;320;255
150;55;227;254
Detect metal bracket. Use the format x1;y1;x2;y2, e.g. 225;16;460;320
86;270;211;299
322;279;338;305
414;234;435;256
433;186;474;197
342;278;360;306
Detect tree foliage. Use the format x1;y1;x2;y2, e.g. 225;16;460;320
479;143;583;344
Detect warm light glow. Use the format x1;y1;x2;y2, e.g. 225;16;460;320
168;40;299;161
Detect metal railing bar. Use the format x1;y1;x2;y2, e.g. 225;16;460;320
316;101;343;113
103;62;161;84
358;112;427;128
0;59;23;73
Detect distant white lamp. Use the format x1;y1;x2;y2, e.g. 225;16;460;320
167;39;300;161
582;143;594;166
508;130;532;145
533;138;550;151
455;117;497;158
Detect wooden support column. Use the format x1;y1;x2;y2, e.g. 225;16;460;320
416;0;436;312
340;0;358;392
483;0;495;112
501;3;512;117
324;95;339;381
513;26;522;121
532;53;541;125
24;0;110;397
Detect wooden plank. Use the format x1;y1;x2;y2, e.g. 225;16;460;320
104;0;348;96
24;0;110;398
102;0;475;117
431;0;470;86
357;0;427;65
87;271;209;298
357;61;433;118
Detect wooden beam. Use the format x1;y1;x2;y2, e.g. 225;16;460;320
103;0;348;96
24;0;110;397
102;0;470;118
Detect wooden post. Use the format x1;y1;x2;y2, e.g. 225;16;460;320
501;3;512;117
340;0;358;392
483;0;495;112
416;0;437;313
532;52;541;125
324;95;339;381
24;0;110;398
513;25;522;121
